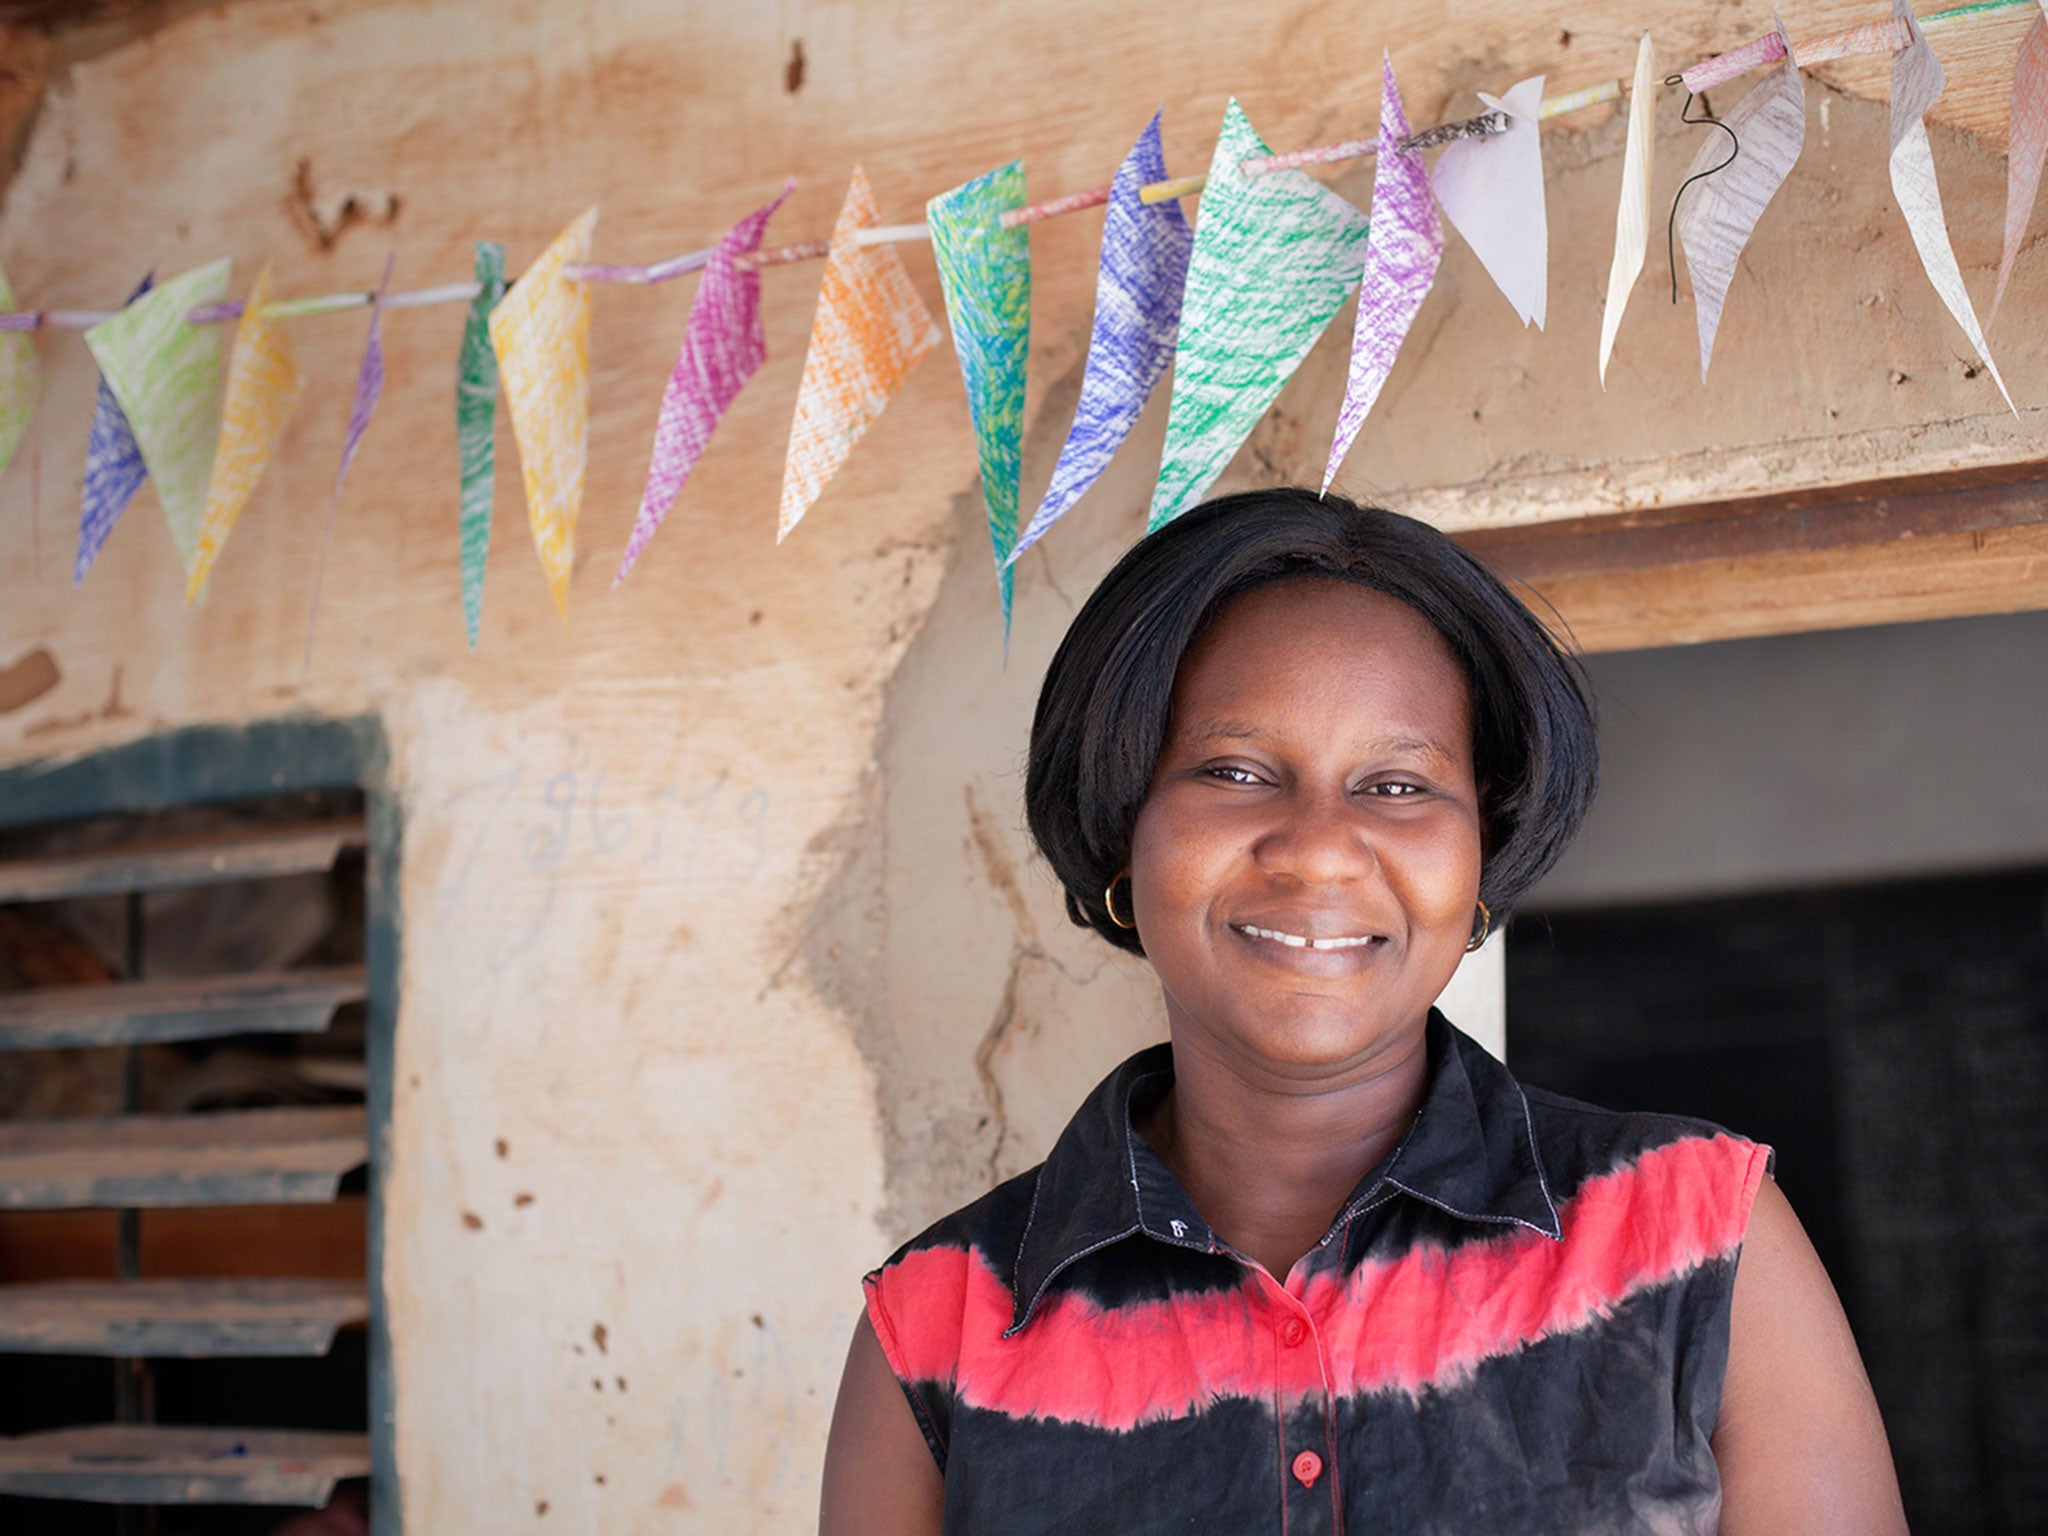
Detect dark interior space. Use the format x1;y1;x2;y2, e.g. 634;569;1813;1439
1509;865;2048;1535
0;789;373;1535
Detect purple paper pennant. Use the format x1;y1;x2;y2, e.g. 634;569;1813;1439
1010;114;1192;565
616;179;792;586
305;252;394;664
74;274;155;584
1324;55;1443;491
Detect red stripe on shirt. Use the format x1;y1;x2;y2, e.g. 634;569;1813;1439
866;1133;1767;1431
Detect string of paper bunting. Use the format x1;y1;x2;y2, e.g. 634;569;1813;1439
0;0;2040;649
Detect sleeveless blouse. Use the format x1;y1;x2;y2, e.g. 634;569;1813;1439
863;1013;1772;1535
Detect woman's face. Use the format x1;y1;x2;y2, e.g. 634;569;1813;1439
1127;577;1483;1077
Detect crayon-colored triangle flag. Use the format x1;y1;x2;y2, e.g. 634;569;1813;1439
0;262;38;486
1013;113;1192;563
778;167;942;544
491;206;597;623
458;241;506;648
1150;99;1370;531
1994;4;2048;325
1675;18;1803;379
185;264;306;600
302;252;395;663
1888;0;2012;411
1599;33;1659;386
616;179;793;587
927;161;1032;632
83;259;230;576
75;274;154;583
1431;76;1548;329
1325;55;1442;492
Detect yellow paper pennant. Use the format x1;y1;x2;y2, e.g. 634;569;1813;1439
490;207;597;622
187;264;305;600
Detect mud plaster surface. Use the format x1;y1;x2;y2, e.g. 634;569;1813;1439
0;0;2041;1527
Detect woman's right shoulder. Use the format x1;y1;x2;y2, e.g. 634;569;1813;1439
867;1162;1046;1289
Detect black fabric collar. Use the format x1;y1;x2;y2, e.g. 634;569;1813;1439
1006;1011;1562;1335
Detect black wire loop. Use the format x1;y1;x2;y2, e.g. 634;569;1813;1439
1667;91;1742;304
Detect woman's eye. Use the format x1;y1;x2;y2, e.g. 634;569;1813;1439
1363;780;1425;797
1204;764;1264;785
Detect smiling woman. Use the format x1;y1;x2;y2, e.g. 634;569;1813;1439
819;489;1909;1536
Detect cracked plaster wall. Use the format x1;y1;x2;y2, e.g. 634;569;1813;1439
0;0;2041;1528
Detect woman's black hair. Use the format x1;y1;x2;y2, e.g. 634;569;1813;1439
1024;487;1599;956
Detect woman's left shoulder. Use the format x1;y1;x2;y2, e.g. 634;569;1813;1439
1516;1082;1774;1231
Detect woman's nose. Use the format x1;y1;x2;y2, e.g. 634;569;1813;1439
1252;785;1378;886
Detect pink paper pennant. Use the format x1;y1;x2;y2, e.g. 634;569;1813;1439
1995;5;2048;324
615;180;793;586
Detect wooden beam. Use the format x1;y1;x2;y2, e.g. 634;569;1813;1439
0;1276;365;1356
0;815;364;904
0;1425;370;1506
0;1106;366;1210
0;965;365;1050
1456;467;2048;653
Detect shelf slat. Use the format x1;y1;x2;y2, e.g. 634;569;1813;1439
0;966;366;1051
0;816;365;905
0;1107;367;1210
0;1424;370;1506
0;1278;366;1357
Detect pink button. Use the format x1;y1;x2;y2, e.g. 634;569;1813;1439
1279;1317;1308;1348
1291;1450;1323;1487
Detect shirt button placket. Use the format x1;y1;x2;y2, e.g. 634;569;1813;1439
1276;1306;1336;1532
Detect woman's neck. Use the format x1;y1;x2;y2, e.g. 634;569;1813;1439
1136;1023;1432;1281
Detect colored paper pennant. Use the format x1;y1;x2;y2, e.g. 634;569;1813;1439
1599;33;1659;386
1011;112;1192;564
1890;0;2012;411
1324;56;1442;492
1675;19;1804;379
616;179;793;587
0;262;38;486
491;207;597;622
458;241;506;648
927;161;1031;628
83;259;230;575
778;168;942;544
1431;75;1548;329
1149;99;1370;531
185;264;305;599
75;275;154;583
304;253;394;663
1994;4;2048;324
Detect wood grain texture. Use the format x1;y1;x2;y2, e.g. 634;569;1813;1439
1510;520;2048;651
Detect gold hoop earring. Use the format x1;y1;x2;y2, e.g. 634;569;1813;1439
1465;900;1491;953
1104;873;1137;930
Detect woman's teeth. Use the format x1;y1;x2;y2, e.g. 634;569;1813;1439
1236;925;1377;951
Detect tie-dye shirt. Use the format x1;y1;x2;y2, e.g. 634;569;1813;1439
863;1013;1772;1535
